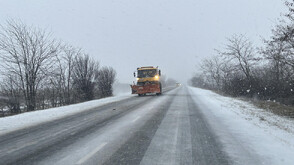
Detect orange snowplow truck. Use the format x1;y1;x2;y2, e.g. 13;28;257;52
131;66;162;96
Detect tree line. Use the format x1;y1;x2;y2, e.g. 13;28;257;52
0;20;116;116
190;1;294;105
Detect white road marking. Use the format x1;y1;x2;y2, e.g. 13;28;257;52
76;142;107;164
132;116;141;123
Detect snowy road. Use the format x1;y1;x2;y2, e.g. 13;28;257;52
1;86;294;165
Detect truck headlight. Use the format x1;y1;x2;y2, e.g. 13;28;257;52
154;75;159;80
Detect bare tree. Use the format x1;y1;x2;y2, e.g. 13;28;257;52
0;75;22;114
200;55;224;89
261;38;288;84
219;35;258;82
72;54;99;101
0;98;5;117
61;45;81;104
0;20;60;111
96;66;116;98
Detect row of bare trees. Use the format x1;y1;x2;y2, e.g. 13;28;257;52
190;1;294;105
0;20;116;115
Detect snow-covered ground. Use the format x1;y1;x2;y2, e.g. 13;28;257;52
189;86;294;165
0;93;133;136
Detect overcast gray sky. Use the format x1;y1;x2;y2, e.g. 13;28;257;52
0;0;287;84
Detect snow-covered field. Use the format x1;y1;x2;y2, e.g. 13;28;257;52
189;86;294;165
0;93;133;136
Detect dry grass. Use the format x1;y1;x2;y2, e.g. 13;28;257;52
234;96;294;118
251;100;294;118
211;89;294;118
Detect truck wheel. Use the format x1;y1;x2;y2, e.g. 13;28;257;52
138;94;142;96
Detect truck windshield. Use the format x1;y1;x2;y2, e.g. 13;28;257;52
138;69;157;78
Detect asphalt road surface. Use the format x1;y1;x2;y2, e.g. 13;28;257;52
0;86;251;165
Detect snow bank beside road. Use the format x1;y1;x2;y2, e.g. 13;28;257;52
189;86;294;165
0;94;133;136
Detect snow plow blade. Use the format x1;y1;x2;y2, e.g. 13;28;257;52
131;83;161;95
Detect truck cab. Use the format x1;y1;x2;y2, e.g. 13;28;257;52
136;66;161;84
